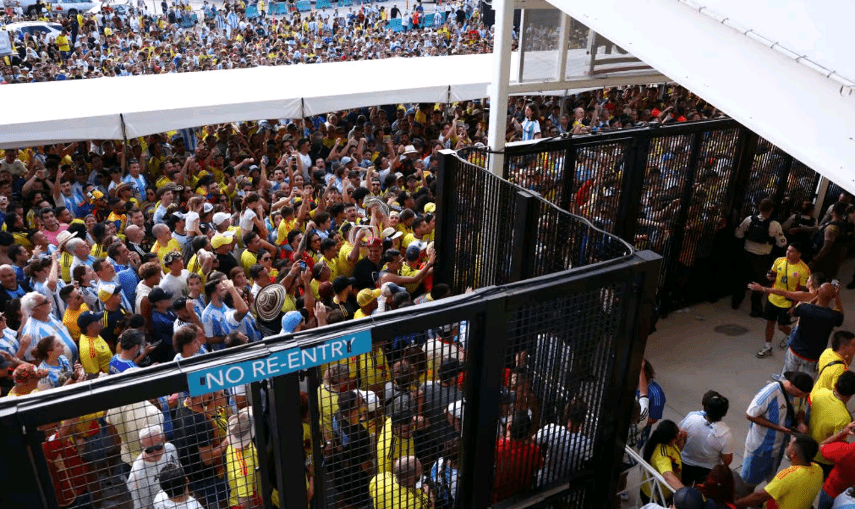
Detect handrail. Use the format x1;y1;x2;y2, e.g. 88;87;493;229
618;444;672;508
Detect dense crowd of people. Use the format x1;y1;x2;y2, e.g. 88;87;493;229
2;0;853;507
1;0;492;82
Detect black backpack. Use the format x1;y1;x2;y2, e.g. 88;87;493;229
811;220;850;253
745;215;773;245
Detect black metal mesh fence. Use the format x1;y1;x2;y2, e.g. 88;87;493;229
492;121;830;313
314;320;468;509
37;389;258;509
491;282;629;506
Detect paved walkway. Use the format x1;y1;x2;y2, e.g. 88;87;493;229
637;257;855;502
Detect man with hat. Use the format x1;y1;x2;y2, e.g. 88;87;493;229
212;230;239;276
153;184;181;225
160;251;190;305
5;363;49;397
149;287;177;362
98;283;129;349
77;310;111;377
740;371;814;491
355;288;381;320
253;284;286;335
225;408;260;508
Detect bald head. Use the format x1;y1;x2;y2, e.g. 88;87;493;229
817;283;837;304
125;224;143;243
393;456;422;487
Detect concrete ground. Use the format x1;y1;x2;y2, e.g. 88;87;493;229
633;257;855;505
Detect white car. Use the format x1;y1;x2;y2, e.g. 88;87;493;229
2;21;64;41
49;0;99;16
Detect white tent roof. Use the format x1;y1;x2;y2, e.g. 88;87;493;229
0;53;492;148
546;0;855;193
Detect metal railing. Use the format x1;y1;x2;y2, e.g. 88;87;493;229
497;119;828;315
617;445;672;508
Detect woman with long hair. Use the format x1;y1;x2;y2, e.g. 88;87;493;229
641;420;686;505
32;335;72;390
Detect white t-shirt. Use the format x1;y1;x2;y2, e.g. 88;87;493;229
152;492;204;509
159;270;190;304
105;401;164;465
678;411;734;469
185;211;200;234
127;442;179;509
239;208;257;233
534;424;593;485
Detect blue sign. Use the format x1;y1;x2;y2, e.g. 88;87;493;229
187;330;372;396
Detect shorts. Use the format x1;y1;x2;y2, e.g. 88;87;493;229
741;448;781;485
763;301;791;326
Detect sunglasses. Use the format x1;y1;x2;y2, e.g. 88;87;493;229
144;443;164;454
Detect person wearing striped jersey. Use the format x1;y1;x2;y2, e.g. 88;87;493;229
740;371;813;491
201;276;250;349
20;291;78;364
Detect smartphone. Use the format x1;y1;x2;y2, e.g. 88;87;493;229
299;261;307;271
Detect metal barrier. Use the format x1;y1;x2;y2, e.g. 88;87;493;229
496;119;828;315
0;208;659;509
435;149;634;294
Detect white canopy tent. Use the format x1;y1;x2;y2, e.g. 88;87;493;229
542;0;855;193
0;50;630;150
0;54;489;148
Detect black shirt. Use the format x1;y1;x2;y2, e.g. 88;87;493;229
790;304;844;360
172;406;217;483
216;252;239;276
353;257;382;291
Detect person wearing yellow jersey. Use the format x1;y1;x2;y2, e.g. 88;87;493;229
370;456;430;509
814;331;855;397
225;409;261;508
756;244;810;359
336;225;366;278
353;288;380;321
807;372;855;475
318;238;341;281
376;408;418;475
640;420;685;503
150;224;181;270
317;363;352;444
735;434;823;509
77;311;112;376
60;286;89;342
56;29;71;58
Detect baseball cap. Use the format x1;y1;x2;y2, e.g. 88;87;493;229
341;156;352;165
405;244;421;261
171;211;186;221
212;212;232;226
356;390;380;412
13;363;48;384
446;400;464;421
356;288;381;308
366;236;382;248
672;487;715;509
211;230;236;249
202;202;214;214
172;297;189;311
148;287;172;304
98;283;122;303
77;310;103;332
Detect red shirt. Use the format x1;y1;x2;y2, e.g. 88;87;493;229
492;437;543;503
43;433;94;507
821;442;855;497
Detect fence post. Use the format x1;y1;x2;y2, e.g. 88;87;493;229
557;144;578;212
250;381;275;509
510;190;542;282
459;300;509;509
306;368;329;509
269;373;309;509
597;251;662;508
728;129;759;224
435;149;459;291
616;130;651;244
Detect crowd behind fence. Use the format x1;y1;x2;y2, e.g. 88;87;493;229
485;119;831;315
0;180;659;509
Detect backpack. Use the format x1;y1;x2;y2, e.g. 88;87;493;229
811;220;849;253
745;215;773;245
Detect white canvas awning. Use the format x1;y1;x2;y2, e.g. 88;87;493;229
545;0;855;193
0;53;491;148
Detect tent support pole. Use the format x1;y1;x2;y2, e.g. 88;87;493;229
487;0;514;177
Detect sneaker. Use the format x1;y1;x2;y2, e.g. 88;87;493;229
771;373;783;381
779;337;788;349
756;347;773;358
